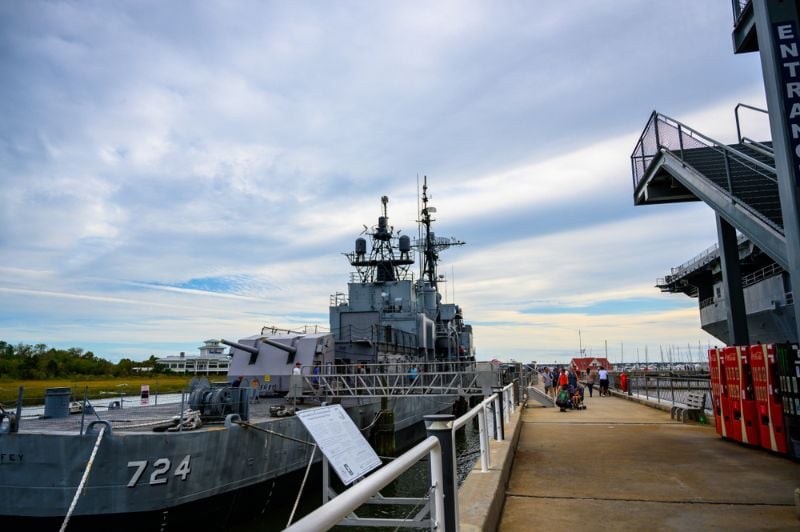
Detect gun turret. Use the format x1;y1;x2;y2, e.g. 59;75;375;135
222;337;299;365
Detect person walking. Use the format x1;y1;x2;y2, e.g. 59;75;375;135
598;367;609;396
542;367;553;397
587;366;599;397
567;366;578;391
557;367;569;391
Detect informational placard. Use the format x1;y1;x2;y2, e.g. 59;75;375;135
296;404;382;485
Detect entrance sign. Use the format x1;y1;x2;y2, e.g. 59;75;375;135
773;20;800;185
296;404;381;485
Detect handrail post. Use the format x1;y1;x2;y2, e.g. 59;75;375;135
485;401;495;440
492;387;504;441
724;151;734;195
656;375;661;404
477;408;489;472
653;112;661;150
670;377;676;405
735;103;743;143
678;123;685;160
425;415;459;532
14;386;23;433
428;441;445;531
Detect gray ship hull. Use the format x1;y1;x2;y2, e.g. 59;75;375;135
0;395;454;530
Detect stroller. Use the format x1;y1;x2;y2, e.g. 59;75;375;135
556;384;586;411
569;384;586;410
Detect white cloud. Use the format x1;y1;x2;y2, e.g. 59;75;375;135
0;2;765;362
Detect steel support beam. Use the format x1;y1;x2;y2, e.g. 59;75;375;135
650;152;788;269
752;0;800;343
717;214;750;345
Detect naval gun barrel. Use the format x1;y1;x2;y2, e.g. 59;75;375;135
220;339;259;355
220;337;297;355
259;337;298;354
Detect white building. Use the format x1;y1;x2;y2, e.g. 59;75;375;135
157;339;231;374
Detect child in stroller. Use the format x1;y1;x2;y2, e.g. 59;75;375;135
570;383;586;410
556;384;586;411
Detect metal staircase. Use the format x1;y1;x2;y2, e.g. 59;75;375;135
631;111;787;269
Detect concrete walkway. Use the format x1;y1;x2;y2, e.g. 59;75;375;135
499;390;800;531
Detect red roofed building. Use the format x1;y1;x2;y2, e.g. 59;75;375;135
570;357;613;373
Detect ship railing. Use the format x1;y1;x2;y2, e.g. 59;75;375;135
285;381;517;532
731;0;751;24
697;262;785;310
297;368;486;398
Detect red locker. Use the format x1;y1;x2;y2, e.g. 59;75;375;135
749;344;788;454
708;347;730;439
722;345;760;446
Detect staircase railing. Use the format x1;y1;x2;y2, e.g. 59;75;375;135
731;0;751;24
631;111;780;230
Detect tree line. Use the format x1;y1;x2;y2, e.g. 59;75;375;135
0;341;170;379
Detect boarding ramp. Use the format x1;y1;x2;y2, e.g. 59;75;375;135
631;110;787;268
287;361;501;399
525;384;554;407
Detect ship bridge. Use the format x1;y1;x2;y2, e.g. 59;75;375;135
632;0;800;346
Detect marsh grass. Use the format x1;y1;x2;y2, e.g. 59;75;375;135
0;375;193;406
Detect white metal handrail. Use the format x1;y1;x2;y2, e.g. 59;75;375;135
284;381;517;531
285;436;444;532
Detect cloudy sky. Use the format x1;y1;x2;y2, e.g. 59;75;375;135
0;1;770;364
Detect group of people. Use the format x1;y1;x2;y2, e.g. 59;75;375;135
540;365;611;412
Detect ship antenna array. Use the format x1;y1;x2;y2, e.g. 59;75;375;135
345;194;414;283
416;176;465;290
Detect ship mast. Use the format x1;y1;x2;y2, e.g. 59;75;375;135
345;196;414;283
417;176;464;290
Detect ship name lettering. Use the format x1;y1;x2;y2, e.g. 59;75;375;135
0;453;23;464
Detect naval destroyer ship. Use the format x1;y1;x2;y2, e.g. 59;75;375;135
0;180;484;530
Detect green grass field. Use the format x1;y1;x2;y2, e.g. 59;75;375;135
0;375;193;406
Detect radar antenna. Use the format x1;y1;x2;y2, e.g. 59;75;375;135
344;195;414;283
416;176;465;290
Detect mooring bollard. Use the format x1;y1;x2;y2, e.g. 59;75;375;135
425;414;459;532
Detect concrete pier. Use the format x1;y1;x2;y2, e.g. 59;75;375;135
460;388;800;531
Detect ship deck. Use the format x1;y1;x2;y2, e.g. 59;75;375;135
16;396;325;434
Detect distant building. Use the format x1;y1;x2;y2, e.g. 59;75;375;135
156;339;230;374
570;357;613;373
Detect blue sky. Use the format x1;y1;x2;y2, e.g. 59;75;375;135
0;1;770;364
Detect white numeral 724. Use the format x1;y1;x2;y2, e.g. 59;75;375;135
127;455;192;487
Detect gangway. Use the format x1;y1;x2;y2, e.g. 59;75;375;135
288;362;495;399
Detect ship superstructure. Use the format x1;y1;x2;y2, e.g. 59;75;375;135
330;178;474;363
